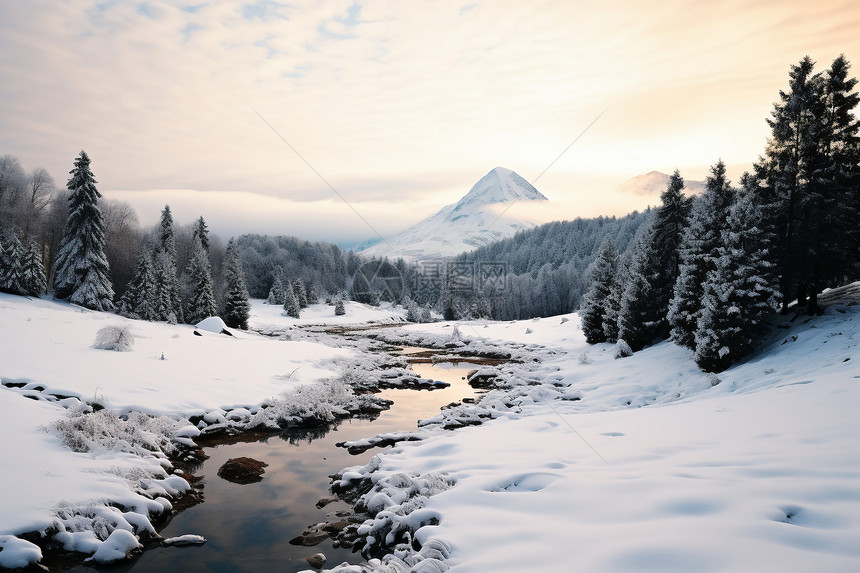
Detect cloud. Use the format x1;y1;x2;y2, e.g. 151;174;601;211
2;0;860;244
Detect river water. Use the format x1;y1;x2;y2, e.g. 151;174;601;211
76;357;483;573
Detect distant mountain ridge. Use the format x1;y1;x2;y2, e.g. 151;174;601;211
359;166;548;261
618;171;705;197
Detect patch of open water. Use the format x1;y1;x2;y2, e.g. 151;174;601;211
76;357;483;573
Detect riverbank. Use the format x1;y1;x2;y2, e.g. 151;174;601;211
0;295;409;569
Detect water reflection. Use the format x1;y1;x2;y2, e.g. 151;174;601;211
69;358;484;573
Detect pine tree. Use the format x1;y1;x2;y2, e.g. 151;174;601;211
0;230;25;295
617;237;654;352
283;282;301;318
615;172;689;350
579;238;619;343
805;55;860;309
602;255;628;342
222;238;251;329
669;160;735;349
267;275;286;305
52;151;114;311
334;296;345;316
694;180;781;372
20;240;47;297
184;238;217;324
155;205;182;322
151;251;176;322
192;216;210;253
118;249;157;320
756;56;847;313
292;277;308;308
306;282;319;305
642;170;690;339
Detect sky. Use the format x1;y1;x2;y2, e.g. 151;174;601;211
1;0;859;246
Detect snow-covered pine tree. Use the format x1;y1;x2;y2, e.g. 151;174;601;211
694;177;781;372
0;230;25;295
151;251;176;322
334;296;345;316
0;239;6;289
617;234;655;351
117;249;156;320
192;216;209;253
579;238;619;343
155;205;182;322
602;255;629;342
799;55;860;312
52;151;114;311
222;238;251;329
20;239;47;296
283;282;301;318
638;169;690;341
184;238;217;324
668;160;735;349
267;275;286;305
305;282;319;305
293;277;308;309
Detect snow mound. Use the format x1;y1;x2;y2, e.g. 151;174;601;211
195;316;228;333
87;529;142;564
0;535;42;569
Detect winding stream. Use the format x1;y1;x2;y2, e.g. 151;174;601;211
73;355;484;573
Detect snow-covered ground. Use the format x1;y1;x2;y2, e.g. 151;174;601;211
0;294;400;568
2;287;859;571
323;286;860;572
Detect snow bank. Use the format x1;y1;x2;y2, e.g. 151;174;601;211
0;535;42;569
0;295;352;416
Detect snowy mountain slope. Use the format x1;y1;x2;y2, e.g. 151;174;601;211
360;167;548;261
618;170;705;197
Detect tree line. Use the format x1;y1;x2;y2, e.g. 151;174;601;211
0;150;251;329
579;55;860;372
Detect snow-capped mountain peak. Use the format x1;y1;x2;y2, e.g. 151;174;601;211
359;167;549;261
457;166;547;207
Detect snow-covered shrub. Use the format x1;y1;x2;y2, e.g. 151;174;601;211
578;351;592;365
93;325;135;351
51;409;183;456
249;379;378;430
614;338;633;359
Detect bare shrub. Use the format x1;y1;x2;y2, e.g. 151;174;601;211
93;326;134;352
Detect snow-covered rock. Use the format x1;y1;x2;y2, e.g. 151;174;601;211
195;316;229;334
87;529;142;564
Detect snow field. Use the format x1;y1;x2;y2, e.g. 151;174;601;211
0;294;399;568
318;286;860;572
